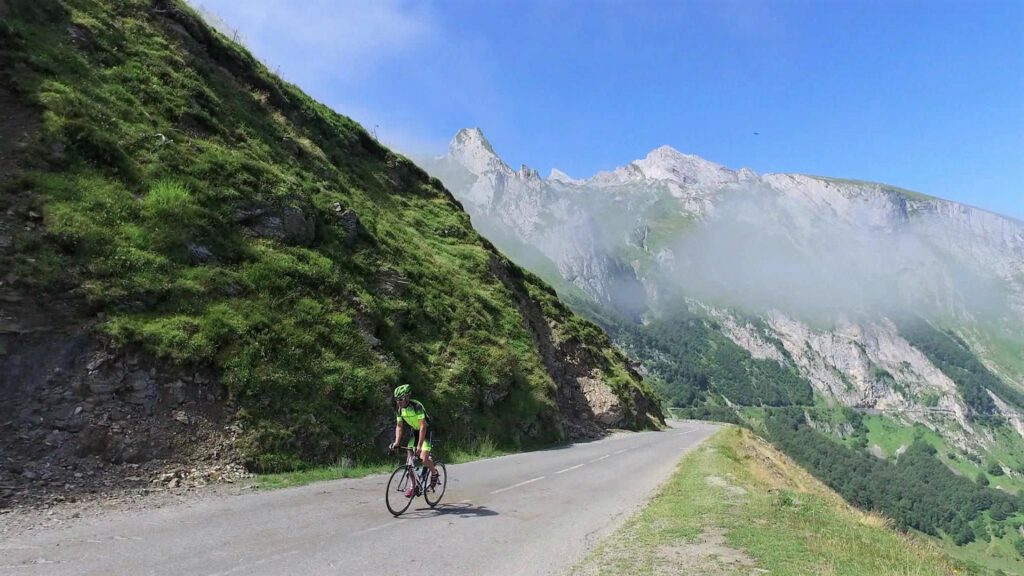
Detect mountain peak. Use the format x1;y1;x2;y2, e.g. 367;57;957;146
632;145;737;186
548;168;581;184
447;128;507;175
451;127;494;154
645;144;687;159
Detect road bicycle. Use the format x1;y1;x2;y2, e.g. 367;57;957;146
385;446;447;516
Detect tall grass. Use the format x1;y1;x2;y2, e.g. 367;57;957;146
573;427;970;576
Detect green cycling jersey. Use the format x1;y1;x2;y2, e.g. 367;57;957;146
396;399;431;452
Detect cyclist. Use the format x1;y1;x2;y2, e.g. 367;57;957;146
388;385;439;497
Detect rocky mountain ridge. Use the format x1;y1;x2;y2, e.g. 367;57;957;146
427;128;1024;321
418;128;1024;460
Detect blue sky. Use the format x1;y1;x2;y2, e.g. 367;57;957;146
194;0;1023;219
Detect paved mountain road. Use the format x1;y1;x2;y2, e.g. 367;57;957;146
1;421;718;576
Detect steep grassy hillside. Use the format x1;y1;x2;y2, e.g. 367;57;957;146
572;427;969;576
0;0;660;483
760;408;1024;574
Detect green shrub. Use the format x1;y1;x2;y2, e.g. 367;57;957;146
1015;538;1024;558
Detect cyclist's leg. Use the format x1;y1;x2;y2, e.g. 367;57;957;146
421;428;438;476
404;440;419;496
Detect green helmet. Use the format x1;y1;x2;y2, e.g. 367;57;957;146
393;384;411;399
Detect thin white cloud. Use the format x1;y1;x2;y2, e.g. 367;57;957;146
190;0;438;81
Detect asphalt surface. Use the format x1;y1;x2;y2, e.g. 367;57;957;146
0;421;718;576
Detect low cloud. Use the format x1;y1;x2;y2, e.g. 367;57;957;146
663;185;1011;323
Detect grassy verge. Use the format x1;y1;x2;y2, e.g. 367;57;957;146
255;462;393;490
572;426;970;576
253;436;515;490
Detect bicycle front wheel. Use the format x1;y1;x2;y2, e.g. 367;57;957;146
385;465;414;516
424;461;447;508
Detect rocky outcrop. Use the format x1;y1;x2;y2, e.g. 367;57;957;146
420;130;649;318
712;309;980;451
484;254;659;439
579;374;626;426
331;205;367;247
234;203;316;246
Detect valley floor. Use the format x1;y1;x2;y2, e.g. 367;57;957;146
572;426;970;576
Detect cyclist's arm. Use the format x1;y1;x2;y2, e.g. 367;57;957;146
392;420;403;448
417;419;427;450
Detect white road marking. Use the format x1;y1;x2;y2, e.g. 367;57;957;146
351;523;394;537
554;464;585;475
1;558;58;568
612;448;629;455
490;476;545;495
205;550;300;576
590;455;610;463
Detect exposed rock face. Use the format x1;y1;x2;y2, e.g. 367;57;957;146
710;308;979;449
234;204;316;246
483;254;658;439
187;243;213;264
448;127;506;176
0;295;237;507
334;207;365;247
761;174;1024;316
590;145;750;189
579;375;625;426
421;129;649;319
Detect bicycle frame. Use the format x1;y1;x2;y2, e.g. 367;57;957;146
403;446;418;466
386;446;446;515
398;447;426;493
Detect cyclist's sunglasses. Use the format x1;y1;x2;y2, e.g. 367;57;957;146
397;395;410;402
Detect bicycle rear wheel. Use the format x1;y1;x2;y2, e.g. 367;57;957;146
385;465;414;516
424;461;447;508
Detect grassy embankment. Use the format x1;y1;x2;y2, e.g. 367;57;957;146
254;435;510;489
572;426;970;576
738;402;1024;575
0;0;660;473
